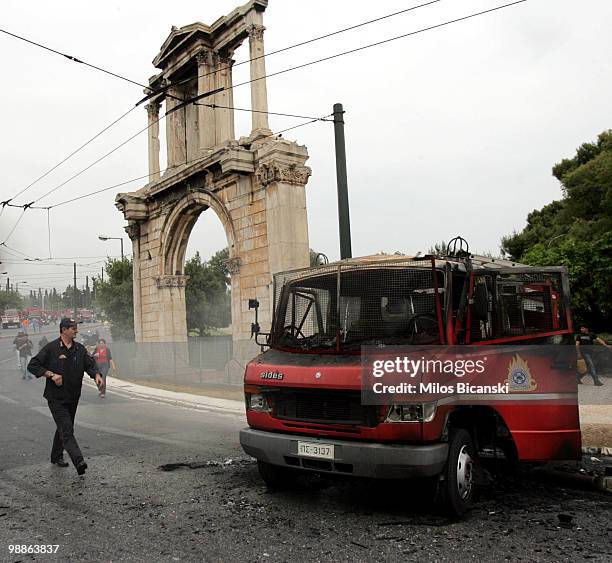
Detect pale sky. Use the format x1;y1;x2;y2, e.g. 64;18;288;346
1;0;611;293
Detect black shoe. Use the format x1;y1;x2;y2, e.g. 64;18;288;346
76;461;88;475
594;381;604;386
51;458;69;468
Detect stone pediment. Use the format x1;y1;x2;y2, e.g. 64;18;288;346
153;0;268;69
153;24;212;69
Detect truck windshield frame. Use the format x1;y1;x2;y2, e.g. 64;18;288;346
270;259;446;352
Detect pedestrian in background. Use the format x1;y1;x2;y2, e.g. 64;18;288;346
28;318;104;475
13;331;33;378
93;338;116;399
38;335;48;352
576;325;610;386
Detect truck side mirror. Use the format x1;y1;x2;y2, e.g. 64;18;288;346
249;299;260;337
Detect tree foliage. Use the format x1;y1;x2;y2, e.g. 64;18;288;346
0;290;23;311
185;249;231;335
95;258;134;341
501;130;612;329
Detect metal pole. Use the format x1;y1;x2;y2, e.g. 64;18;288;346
73;262;77;320
120;238;124;260
333;103;352;259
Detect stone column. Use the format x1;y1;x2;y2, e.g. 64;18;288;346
214;54;235;145
197;51;216;150
155;275;189;342
146;102;161;182
126;222;143;341
165;86;187;168
247;24;271;135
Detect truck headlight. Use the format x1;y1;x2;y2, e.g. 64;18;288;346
245;388;272;413
385;402;437;423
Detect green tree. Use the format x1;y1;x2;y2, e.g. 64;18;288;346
185;249;231;335
0;290;23;311
95;258;134;341
501;130;612;329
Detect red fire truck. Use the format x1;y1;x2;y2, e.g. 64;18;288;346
240;238;579;515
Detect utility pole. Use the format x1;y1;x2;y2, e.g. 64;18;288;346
333;103;352;259
73;262;77;320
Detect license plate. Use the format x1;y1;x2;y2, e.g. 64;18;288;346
297;441;335;460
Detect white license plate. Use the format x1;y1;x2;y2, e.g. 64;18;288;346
297;441;335;460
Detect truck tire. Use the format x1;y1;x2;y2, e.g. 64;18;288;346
438;428;478;517
257;460;299;490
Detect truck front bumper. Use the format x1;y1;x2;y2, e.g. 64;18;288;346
240;428;448;479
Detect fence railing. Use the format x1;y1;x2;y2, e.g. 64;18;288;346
110;336;259;389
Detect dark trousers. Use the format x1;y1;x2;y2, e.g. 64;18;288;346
47;399;84;467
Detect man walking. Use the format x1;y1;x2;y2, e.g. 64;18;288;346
576;324;611;386
28;318;104;475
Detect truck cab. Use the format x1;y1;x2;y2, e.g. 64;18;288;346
240;242;579;515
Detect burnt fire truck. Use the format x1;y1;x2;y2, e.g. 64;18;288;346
240;238;579;515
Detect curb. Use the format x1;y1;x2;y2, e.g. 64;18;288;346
582;446;612;457
84;375;244;417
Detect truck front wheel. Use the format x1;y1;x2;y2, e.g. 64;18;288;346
438;428;477;516
257;460;299;490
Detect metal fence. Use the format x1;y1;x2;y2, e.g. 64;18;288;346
109;335;258;389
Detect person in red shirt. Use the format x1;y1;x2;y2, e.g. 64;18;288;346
93;339;116;398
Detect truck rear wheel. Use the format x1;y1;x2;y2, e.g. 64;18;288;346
438;428;477;517
257;460;298;490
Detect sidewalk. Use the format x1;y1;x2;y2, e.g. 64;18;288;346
88;375;243;417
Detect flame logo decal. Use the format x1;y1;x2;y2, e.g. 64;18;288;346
506;354;537;392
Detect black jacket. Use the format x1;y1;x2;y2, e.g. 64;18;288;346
28;337;99;401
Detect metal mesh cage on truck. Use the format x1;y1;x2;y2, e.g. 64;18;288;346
271;259;444;351
469;268;570;342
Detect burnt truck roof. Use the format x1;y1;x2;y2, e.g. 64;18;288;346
274;254;569;282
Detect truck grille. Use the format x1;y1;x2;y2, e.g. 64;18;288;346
273;391;375;426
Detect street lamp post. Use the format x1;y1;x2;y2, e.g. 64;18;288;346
98;234;124;259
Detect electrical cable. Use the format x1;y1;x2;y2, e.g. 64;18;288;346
13;0;526;209
3;1;527;242
32;118;160;204
9;105;139;202
47;208;52;258
143;0;444;102
0;27;151;92
1;211;26;245
5;0;439;203
176;0;528;112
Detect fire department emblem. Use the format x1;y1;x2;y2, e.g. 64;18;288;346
506;354;537;392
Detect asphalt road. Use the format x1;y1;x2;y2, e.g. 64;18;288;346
0;359;611;562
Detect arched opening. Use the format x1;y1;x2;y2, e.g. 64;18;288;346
183;208;232;338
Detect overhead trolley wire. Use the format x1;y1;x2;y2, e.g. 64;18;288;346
5;0;441;206
172;0;528;113
8;105;139;203
141;0;444;103
0;27;151;92
3;0;528;240
25;0;526;207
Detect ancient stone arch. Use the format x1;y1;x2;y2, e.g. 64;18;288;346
115;0;311;344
